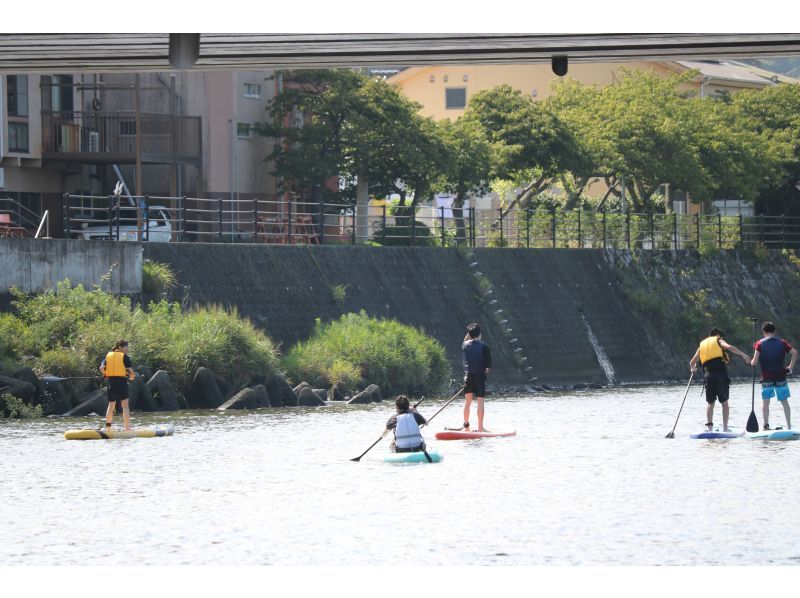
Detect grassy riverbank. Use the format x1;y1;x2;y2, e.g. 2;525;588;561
1;270;450;417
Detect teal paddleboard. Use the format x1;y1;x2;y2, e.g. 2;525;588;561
747;429;800;441
382;450;443;464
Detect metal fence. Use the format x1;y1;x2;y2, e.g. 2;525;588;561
60;193;800;250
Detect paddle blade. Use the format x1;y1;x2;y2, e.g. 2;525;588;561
746;410;759;433
665;431;675;439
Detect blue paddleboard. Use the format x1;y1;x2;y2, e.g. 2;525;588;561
747;429;800;441
690;430;744;439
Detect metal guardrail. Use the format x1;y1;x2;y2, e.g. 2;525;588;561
60;193;800;250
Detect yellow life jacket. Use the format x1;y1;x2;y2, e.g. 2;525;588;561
698;336;729;365
103;350;129;378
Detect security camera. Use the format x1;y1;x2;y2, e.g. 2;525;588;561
552;55;568;77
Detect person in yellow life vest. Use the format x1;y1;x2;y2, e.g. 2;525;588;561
99;339;135;431
689;328;750;432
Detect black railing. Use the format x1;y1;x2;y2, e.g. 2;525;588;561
59;193;800;250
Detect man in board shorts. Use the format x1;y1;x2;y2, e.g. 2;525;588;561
751;321;797;430
689;328;750;432
462;322;492;432
99;339;135;431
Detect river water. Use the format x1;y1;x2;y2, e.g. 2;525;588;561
1;381;798;566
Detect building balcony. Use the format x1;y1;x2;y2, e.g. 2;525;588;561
41;110;201;165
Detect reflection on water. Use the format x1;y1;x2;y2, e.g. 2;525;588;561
1;382;798;565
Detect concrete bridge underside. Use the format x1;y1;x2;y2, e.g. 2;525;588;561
1;33;800;73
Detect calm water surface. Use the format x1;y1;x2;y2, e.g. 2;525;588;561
1;382;798;565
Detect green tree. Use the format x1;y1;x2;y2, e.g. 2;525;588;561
729;83;800;216
464;84;590;211
439;117;493;244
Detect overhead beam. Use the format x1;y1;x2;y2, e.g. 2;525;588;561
1;33;800;73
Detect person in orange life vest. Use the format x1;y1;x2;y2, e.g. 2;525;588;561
384;395;428;453
689;328;750;432
751;321;797;431
99;339;135;431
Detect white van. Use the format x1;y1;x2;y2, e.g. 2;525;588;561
74;206;173;242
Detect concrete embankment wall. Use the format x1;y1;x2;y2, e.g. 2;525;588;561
4;238;800;388
0;238;141;294
142;244;800;387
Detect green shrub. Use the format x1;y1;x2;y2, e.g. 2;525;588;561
142;260;177;296
35;347;94;379
1;394;43;419
371;221;436;246
0;313;24;372
284;311;449;396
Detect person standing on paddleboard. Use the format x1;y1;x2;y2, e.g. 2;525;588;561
689;328;750;432
751;321;797;431
462;322;492;432
385;395;428;453
99;339;135;432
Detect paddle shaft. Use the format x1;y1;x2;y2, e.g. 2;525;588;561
666;370;695;438
351;397;425;462
420;387;466;428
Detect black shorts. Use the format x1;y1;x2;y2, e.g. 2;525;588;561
464;372;486;398
107;378;129;403
705;375;730;404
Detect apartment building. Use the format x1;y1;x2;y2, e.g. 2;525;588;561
1;70;280;235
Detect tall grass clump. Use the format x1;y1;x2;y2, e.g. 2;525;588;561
284;311;449;396
142;260;177;296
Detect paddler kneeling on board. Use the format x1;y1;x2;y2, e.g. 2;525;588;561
385;395;428;453
689;328;750;432
99;339;135;432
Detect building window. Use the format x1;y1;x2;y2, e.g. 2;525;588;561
243;83;261;99
8;122;30;152
7;75;29;116
445;87;467;110
237;122;252;138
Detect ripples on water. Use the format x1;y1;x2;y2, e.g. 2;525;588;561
1;382;798;565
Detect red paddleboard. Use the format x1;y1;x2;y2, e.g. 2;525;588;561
435;430;516;440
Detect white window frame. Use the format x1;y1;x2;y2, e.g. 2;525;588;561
237;122;252;139
243;83;261;99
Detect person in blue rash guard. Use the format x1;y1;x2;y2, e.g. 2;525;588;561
462;322;492;432
751;321;798;431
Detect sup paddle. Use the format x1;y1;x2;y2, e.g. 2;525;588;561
419;386;466;429
746;317;760;433
665;369;695;439
350;397;425;462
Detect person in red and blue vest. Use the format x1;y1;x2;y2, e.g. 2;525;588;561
751;321;798;431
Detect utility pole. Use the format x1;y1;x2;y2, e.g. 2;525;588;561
135;73;143;240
